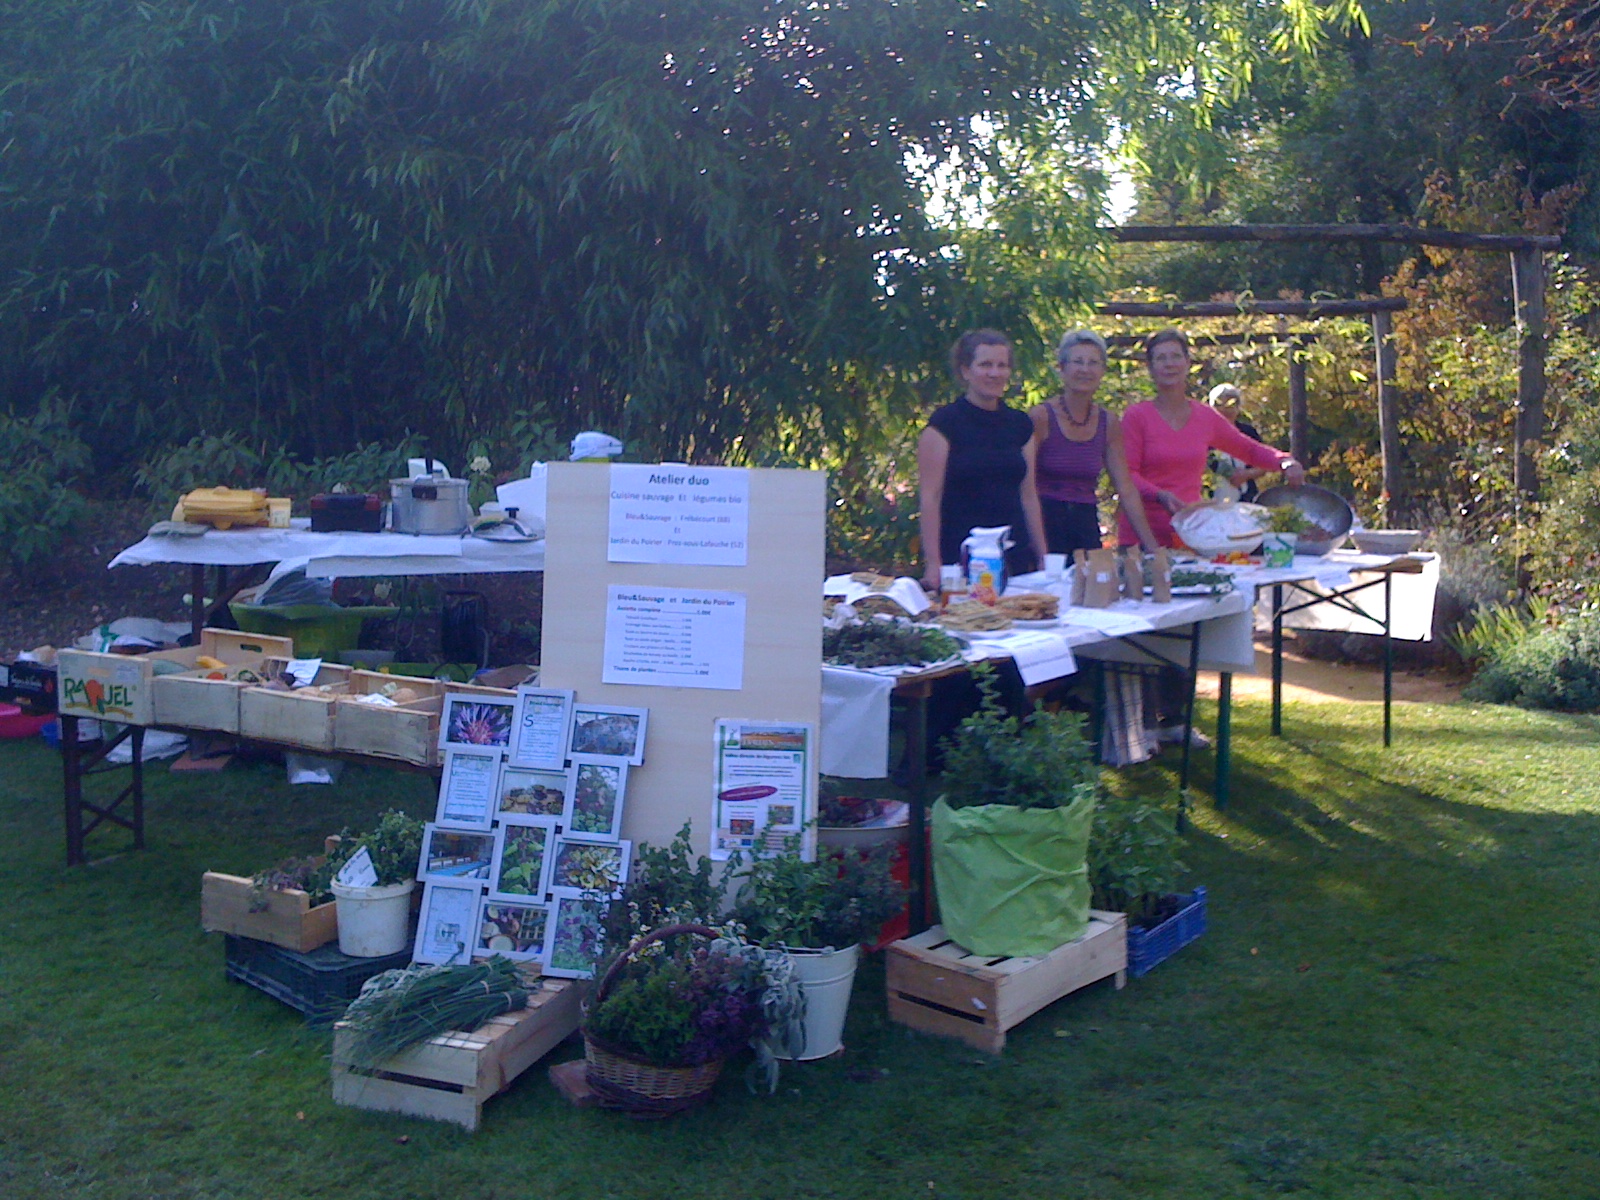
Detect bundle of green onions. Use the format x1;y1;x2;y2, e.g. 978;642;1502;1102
335;956;530;1070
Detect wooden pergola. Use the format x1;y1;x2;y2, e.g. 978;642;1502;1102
1092;224;1561;514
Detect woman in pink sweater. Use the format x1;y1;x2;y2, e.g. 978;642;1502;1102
1119;329;1305;548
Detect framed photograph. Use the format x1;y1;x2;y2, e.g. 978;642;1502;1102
495;763;572;823
439;693;516;752
568;704;648;765
547;837;632;898
543;895;609;979
566;756;628;842
435;748;501;831
417;823;496;884
509;687;574;771
413;881;483;966
474;897;549;962
487;816;557;901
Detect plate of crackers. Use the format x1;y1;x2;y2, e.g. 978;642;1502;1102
995;592;1059;622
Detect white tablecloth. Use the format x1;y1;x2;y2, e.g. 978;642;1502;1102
109;523;545;577
817;549;1439;777
1250;552;1440;641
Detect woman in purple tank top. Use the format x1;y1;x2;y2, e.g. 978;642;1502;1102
1029;329;1159;555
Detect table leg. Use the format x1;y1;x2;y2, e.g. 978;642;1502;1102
62;715;85;867
1271;582;1284;737
189;565;206;641
1383;572;1394;748
1215;672;1233;810
130;728;146;851
905;690;930;936
1178;626;1201;795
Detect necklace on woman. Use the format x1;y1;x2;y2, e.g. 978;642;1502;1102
1054;394;1095;428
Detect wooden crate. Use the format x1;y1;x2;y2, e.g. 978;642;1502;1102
332;977;583;1131
201;870;338;953
57;626;283;724
238;660;353;749
886;912;1127;1054
150;630;295;732
334;672;446;766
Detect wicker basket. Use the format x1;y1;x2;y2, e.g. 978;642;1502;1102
581;923;727;1114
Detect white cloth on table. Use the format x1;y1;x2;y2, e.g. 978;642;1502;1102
1251;552;1440;642
820;667;896;778
108;521;546;578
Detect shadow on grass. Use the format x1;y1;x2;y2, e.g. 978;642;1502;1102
3;703;1599;1199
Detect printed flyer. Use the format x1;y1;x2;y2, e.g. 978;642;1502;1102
711;720;813;860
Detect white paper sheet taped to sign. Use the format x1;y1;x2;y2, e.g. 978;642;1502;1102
602;585;746;690
607;464;750;565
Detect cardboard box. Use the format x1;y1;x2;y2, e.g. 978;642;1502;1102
0;659;58;714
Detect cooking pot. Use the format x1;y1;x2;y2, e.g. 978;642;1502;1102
390;465;470;536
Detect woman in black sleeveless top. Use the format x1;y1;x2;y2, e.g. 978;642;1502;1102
917;330;1047;590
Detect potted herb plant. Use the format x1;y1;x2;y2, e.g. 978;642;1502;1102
581;923;804;1113
325;809;424;957
932;668;1098;956
731;836;905;1060
1262;503;1309;566
1089;786;1203;977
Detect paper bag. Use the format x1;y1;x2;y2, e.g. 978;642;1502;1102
1150;548;1172;604
1070;549;1088;606
1081;548;1120;608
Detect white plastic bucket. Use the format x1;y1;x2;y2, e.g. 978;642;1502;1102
330;878;416;957
780;944;860;1061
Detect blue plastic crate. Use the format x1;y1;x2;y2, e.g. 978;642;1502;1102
1126;886;1207;978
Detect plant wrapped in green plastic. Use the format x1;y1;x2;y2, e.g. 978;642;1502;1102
1089;786;1188;923
731;833;904;950
931;667;1098;956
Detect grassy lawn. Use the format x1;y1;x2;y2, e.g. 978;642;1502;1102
2;698;1598;1199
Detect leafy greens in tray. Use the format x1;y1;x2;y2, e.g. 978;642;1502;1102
823;619;964;669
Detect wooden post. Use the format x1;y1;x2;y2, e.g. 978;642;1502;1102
1372;311;1402;521
1288;348;1309;464
1511;248;1547;509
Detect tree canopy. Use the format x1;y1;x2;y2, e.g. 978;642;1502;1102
1;0;1351;473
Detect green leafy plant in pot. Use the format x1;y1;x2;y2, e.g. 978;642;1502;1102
1091;782;1204;975
933;668;1098;956
324;809;424;958
1088;785;1188;924
731;833;905;1060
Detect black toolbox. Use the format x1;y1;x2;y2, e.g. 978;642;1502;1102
309;493;385;533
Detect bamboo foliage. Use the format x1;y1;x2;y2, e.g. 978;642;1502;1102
0;0;1344;469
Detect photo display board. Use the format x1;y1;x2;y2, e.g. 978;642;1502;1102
540;463;825;860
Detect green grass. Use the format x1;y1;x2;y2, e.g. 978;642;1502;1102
2;699;1598;1199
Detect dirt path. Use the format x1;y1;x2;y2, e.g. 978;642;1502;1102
1194;646;1464;706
